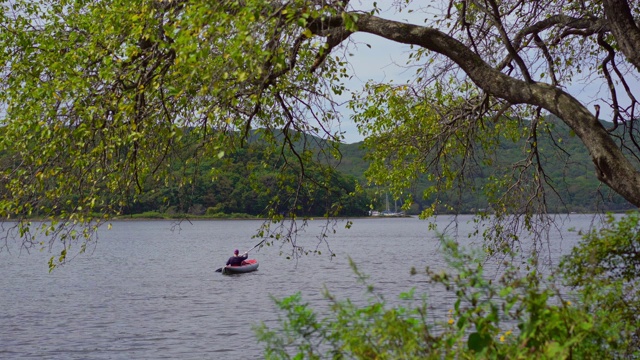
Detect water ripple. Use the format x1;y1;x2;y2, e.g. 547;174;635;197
0;216;595;358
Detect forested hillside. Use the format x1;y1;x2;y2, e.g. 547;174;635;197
118;139;372;218
338;116;635;215
1;117;631;219
131;115;633;217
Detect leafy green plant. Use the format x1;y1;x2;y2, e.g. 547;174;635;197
256;230;638;359
560;212;640;358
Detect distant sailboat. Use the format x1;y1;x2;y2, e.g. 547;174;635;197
369;193;406;217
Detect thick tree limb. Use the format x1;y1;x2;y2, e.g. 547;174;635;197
310;11;640;207
603;0;640;71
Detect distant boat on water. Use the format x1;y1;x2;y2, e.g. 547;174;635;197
368;210;406;217
369;194;406;217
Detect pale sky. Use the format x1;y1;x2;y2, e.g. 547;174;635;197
335;32;414;144
334;1;420;144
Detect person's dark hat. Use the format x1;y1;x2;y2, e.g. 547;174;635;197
234;249;239;255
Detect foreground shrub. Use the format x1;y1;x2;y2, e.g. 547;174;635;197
256;214;640;358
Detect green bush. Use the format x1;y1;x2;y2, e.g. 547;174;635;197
206;205;226;215
256;215;640;358
560;212;640;358
125;211;166;219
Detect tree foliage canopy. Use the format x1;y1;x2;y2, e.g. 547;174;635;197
1;0;639;264
2;1;640;356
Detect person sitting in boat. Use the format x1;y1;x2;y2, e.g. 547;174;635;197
226;249;248;266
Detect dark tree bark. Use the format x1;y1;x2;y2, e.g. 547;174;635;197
603;0;640;71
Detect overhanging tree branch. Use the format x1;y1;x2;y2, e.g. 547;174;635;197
308;10;640;208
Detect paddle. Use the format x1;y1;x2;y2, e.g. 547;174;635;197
215;239;265;273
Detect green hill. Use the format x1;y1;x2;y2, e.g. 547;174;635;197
0;117;634;219
334;116;635;214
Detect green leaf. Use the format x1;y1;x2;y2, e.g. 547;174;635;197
467;332;491;352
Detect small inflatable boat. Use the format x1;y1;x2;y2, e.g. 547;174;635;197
220;259;259;275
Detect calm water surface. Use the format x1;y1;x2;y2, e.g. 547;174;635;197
0;215;600;359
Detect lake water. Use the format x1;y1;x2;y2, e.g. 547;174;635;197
0;215;602;359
